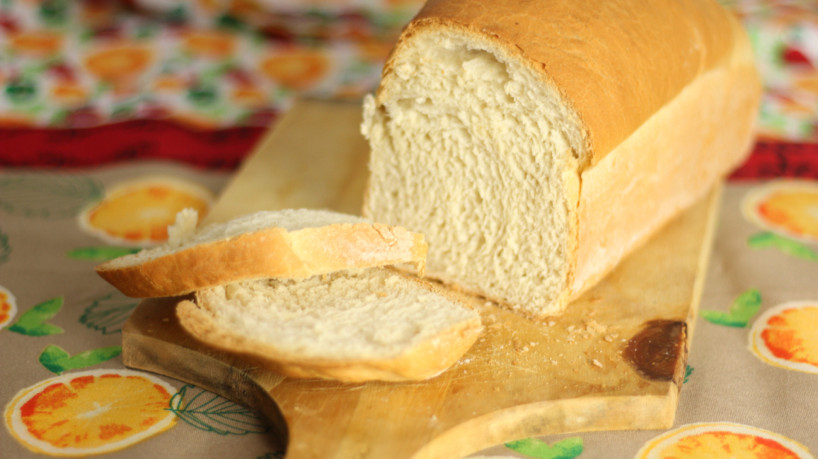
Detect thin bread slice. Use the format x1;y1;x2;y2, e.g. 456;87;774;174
96;208;427;298
177;268;483;382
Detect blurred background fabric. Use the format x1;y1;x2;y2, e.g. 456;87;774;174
725;0;818;142
0;0;421;129
0;0;815;168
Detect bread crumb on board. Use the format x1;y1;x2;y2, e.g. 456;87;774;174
512;337;534;354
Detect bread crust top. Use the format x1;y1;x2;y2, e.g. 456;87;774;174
381;0;742;165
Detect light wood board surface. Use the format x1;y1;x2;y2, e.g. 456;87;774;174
123;99;721;459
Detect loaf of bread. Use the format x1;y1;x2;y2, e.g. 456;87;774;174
177;268;483;382
96;208;427;298
362;0;761;317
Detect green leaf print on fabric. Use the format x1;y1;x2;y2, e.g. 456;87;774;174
0;174;103;219
168;385;270;436
216;13;250;31
67;246;141;261
5;77;38;104
187;84;220;107
748;232;818;262
162;4;189;23
702;289;762;328
80;292;138;335
505;437;583;459
8;297;65;336
684;365;694;384
0;228;9;265
38;0;69;25
38;344;122;374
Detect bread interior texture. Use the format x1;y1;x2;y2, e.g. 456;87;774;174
363;30;585;317
193;269;479;361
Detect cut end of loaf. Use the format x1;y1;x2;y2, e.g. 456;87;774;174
177;268;484;382
363;27;586;317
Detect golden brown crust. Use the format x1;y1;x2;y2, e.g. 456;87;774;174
570;15;761;299
96;223;427;298
383;0;740;165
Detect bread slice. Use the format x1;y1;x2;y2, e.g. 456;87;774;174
176;268;483;382
361;0;761;317
96;208;427;298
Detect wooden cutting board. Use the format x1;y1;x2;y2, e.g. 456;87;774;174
123;99;721;458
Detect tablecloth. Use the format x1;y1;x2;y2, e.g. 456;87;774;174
2;147;818;459
2;0;818;458
0;0;422;168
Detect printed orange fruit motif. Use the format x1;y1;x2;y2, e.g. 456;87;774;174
743;180;818;243
231;86;268;107
78;177;213;246
195;0;223;12
8;31;64;57
182;31;237;58
83;45;153;83
259;49;329;90
750;301;818;374
152;74;187;92
795;74;818;95
5;369;177;456
636;422;813;459
50;83;89;106
0;285;17;330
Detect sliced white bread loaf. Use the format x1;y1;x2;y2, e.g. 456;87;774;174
362;0;761;317
177;268;483;382
96;208;427;298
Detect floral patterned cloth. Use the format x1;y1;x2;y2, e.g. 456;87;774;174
0;0;815;143
0;0;419;130
724;0;818;142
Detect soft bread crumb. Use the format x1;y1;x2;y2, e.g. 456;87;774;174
363;31;584;318
167;208;199;247
197;269;479;359
179;268;484;381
